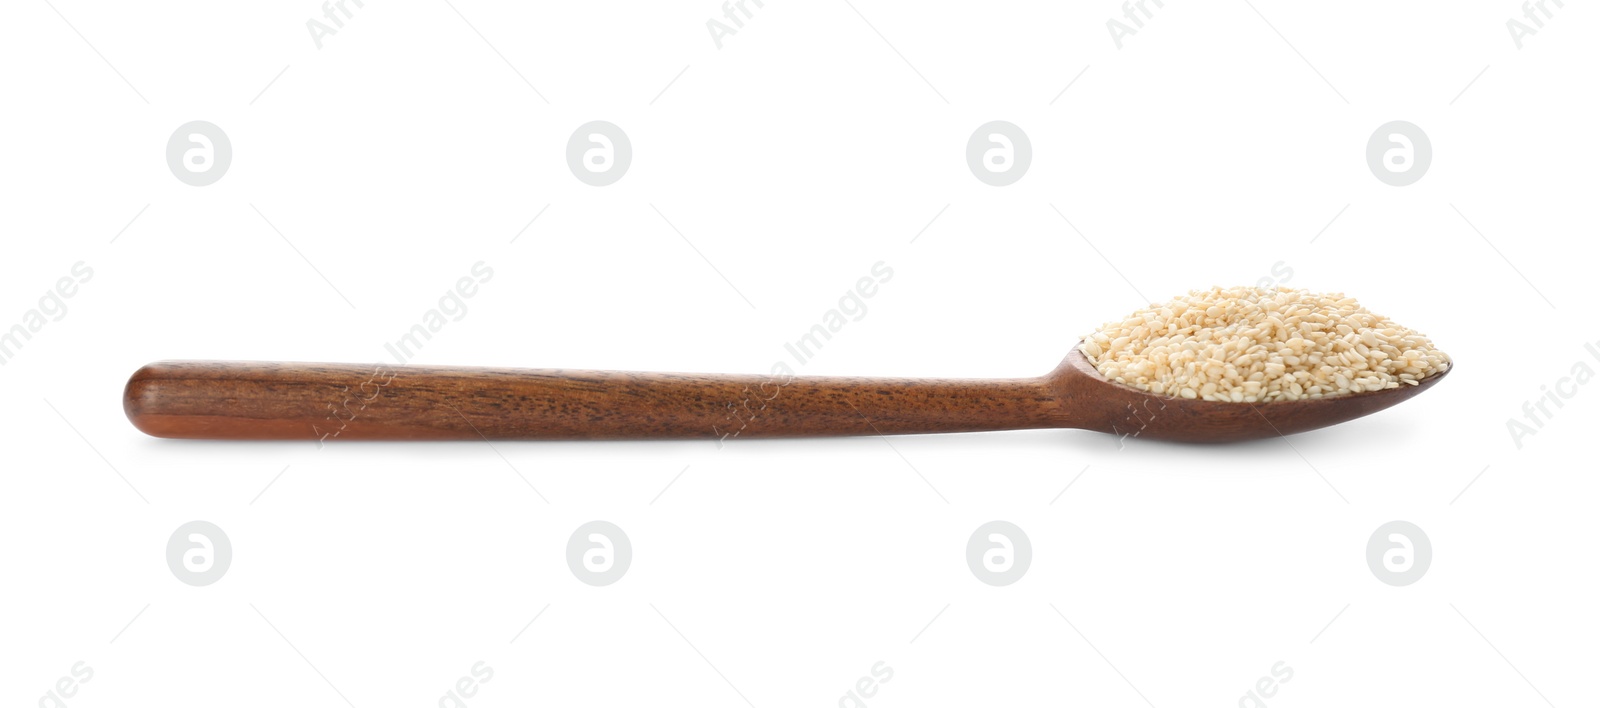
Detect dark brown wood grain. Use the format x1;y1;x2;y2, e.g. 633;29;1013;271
124;349;1448;443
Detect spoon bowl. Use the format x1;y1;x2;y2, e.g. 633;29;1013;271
1042;344;1451;443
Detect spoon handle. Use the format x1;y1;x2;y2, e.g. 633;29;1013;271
125;361;1062;441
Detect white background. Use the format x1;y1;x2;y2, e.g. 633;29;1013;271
2;1;1596;706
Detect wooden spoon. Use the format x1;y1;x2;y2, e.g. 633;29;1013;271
124;345;1447;443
